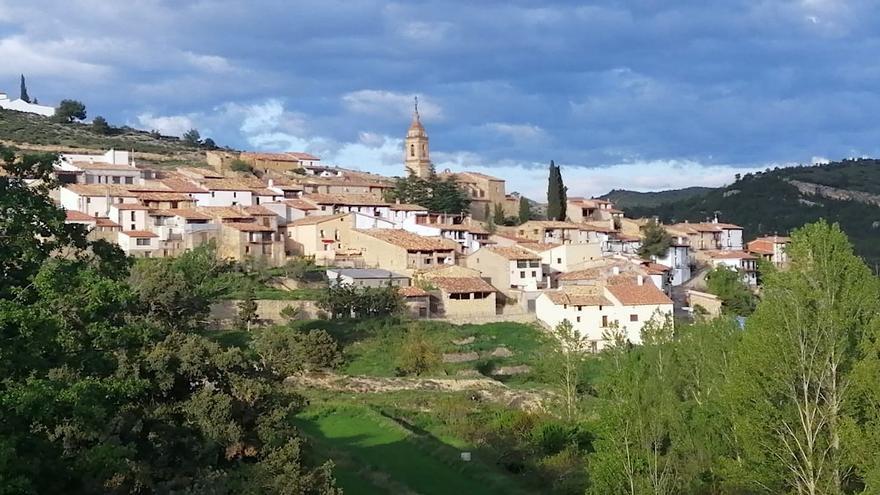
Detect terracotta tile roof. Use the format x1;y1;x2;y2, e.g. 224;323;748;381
70;161;138;171
431;277;495;294
611;233;641;242
455;171;504;182
158;178;208;193
287;213;348;226
543;286;611;306
606;283;673;306
176;167;224;179
484;246;541;261
581;221;616;233
359;229;458;251
302;193;389;206
704;250;757;260
252;188;282;196
156;208;213;220
198;206;253;220
95;217;121;228
641;262;671;275
136;192;193;202
63;184;138;197
423;223;488;234
492;233;533;243
65;210;93;222
399;286;430;297
516;242;557;252
753;235;790;243
746;240;775;255
201;177;264;191
389;203;428;211
241;151;318;162
244;205;276;216
121;230;157;238
223;222;275;232
111;203;151;210
520;220;584;230
277;199;319;210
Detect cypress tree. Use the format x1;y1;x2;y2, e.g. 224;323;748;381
518;196;531;224
547;160;560;220
19;74;30;103
558;165;567;221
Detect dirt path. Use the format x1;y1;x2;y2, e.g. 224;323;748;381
286;372;550;412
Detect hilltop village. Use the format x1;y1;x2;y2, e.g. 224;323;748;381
48;105;784;350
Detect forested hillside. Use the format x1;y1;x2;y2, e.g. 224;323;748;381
623;159;880;267
600;186;713;208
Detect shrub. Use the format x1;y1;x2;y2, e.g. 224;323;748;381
395;325;440;376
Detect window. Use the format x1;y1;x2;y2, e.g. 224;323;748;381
576;316;581;323
602;315;608;327
130;212;136;221
520;271;526;278
112;176;120;184
531;271;536;277
557;258;562;264
530;260;540;268
517;260;528;268
211;191;215;198
233;192;237;198
577;306;582;311
125;177;133;184
410;144;415;157
319;229;325;237
630;314;638;322
424;258;432;265
136;238;150;246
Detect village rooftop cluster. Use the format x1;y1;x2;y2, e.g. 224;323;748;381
46;105;788;351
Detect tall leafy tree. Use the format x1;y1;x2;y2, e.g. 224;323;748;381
705;265;756;316
493;202;505;225
727;220;880;494
19;74;30;102
638;219;673;259
183;128;202;146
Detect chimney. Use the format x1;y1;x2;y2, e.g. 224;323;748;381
637;275;644;286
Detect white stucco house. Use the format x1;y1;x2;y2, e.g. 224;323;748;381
536;280;674;352
0;92;55;116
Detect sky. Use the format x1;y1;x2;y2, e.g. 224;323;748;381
2;0;880;199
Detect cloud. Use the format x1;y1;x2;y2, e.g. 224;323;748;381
342;90;443;120
135;113;196;137
484;122;546;141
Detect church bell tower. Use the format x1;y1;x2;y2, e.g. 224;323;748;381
404;96;432;178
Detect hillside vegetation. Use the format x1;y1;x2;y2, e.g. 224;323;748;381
600;186;713;208
0;107;207;164
624;158;880;266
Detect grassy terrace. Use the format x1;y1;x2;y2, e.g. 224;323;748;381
297;403;531;495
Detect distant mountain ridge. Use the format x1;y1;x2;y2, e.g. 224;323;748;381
618;158;880;266
599;186;713;208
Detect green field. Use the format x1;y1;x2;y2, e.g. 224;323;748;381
296;319;554;384
297;404;531;495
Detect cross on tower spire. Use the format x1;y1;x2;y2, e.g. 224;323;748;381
413;96;420;121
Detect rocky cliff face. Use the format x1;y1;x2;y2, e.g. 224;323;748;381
786;179;880;207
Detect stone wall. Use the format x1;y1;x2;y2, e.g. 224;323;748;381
210;299;322;324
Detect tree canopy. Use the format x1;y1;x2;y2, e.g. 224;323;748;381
54;100;87;123
638;219;673;259
390;171;471;214
0;144;340;493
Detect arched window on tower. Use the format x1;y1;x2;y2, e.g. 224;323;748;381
410;144;415;157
